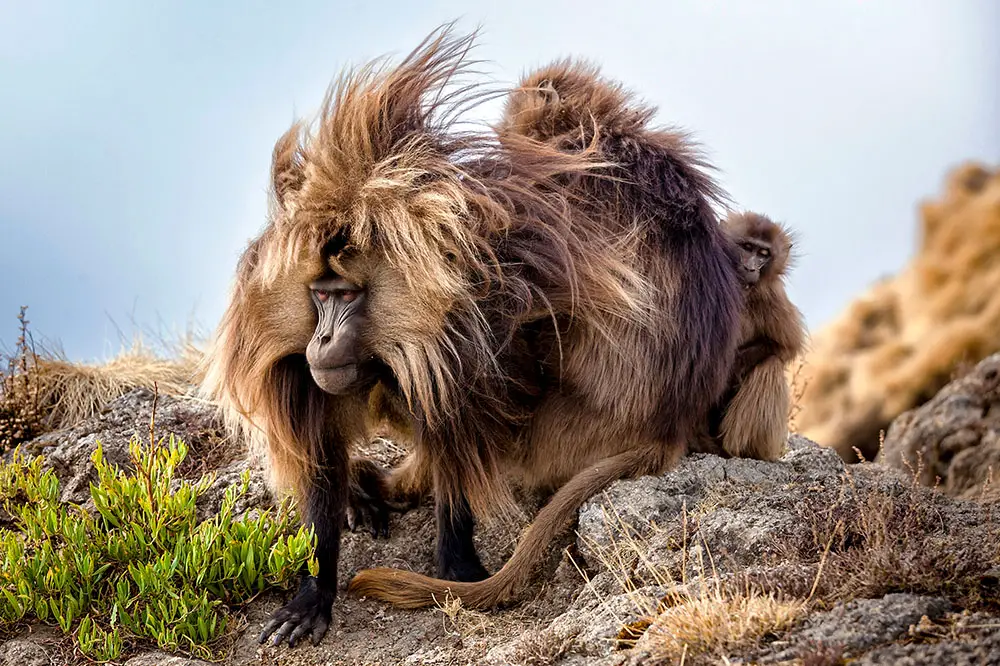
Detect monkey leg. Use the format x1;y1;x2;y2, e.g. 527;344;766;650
385;448;432;507
719;357;790;461
348;446;677;609
344;458;398;538
436;493;490;583
259;455;347;648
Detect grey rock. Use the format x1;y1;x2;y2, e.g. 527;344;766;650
761;593;950;662
0;640;50;666
577;436;843;572
881;352;1000;500
855;612;1000;666
486;584;665;665
693;505;801;565
23;388;231;505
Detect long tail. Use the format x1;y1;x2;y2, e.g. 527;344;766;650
347;448;660;609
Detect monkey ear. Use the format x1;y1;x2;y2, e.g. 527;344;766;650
271;122;307;209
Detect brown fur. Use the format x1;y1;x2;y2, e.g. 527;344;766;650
202;25;744;613
693;212;806;460
349;447;673;608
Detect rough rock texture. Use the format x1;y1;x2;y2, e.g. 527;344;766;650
758;593;951;662
0;639;51;666
881;351;1000;500
795;162;1000;462
855;611;1000;666
14;388;234;502
4;395;1000;665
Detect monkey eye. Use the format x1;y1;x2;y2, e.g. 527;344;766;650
310;276;363;305
313;288;360;304
759;249;771;258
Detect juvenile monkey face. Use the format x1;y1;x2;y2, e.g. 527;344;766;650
736;241;772;285
305;273;371;394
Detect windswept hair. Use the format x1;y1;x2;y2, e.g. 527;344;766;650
200;24;657;510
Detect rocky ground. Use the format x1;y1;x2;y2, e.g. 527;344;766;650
3;386;1000;665
880;351;1000;501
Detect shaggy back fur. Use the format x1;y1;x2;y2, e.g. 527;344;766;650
347;51;746;609
200;27;657;505
496;60;742;443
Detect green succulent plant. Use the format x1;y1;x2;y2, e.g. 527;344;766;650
0;434;315;662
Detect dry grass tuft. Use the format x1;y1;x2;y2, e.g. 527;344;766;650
507;630;580;666
31;339;202;428
433;592;493;639
787;355;810;433
578;503;808;664
642;588;805;662
1;307;205;451
798;639;847;666
801;468;1000;611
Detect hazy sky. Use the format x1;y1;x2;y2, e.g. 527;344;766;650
1;1;998;361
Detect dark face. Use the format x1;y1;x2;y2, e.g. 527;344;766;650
736;239;772;286
305;274;371;394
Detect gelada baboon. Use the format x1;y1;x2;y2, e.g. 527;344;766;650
201;25;743;646
692;211;807;460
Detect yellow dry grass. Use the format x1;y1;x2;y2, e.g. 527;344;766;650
787;355;810;433
31;338;204;430
433;592;493;639
796;162;1000;461
1;308;206;451
578;501;808;664
642;588;805;663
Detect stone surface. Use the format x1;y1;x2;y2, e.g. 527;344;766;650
881;351;1000;500
577;436;845;577
758;593;951;662
7;395;1000;665
855;612;1000;666
16;388;232;505
0;640;51;666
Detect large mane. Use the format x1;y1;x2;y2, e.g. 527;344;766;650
201;25;655;507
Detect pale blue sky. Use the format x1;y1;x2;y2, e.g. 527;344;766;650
1;1;998;361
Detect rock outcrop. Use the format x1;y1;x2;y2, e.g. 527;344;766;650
880;351;1000;500
3;392;999;665
795;162;1000;462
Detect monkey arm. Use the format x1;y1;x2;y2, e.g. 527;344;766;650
757;295;808;367
734;337;781;383
344;455;426;536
